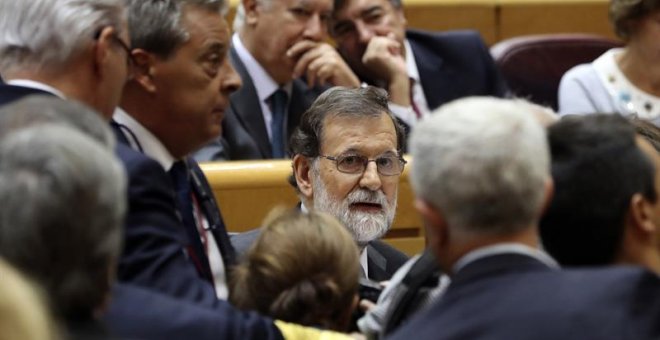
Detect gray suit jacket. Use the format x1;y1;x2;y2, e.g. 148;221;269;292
194;47;324;161
231;228;407;281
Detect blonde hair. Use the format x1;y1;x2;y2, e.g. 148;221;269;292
230;207;360;331
0;258;59;340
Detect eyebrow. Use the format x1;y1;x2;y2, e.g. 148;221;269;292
204;41;226;53
337;147;398;156
360;5;383;17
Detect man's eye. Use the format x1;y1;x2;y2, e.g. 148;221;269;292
364;12;383;23
332;23;352;36
377;157;395;168
340;155;362;166
290;8;310;17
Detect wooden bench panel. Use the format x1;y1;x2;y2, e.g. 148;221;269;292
200;157;425;256
497;0;613;41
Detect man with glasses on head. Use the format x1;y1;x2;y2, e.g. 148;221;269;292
0;0;131;116
289;85;408;280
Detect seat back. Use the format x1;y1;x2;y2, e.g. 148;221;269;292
490;34;622;110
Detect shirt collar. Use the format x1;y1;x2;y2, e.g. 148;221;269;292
404;39;420;84
453;243;559;274
113;107;177;171
233;33;288;101
6;79;67;99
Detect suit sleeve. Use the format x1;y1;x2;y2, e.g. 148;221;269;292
106;284;285;340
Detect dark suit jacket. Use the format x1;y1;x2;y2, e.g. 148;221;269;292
105;283;283;340
113;143;221;304
231;227;408;281
112;124;236;289
389;253;660;340
0;84;284;339
406;29;508;113
194;47;324;161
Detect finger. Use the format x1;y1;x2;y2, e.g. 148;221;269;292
287;40;318;59
359;299;377;312
313;63;334;86
293;47;324;79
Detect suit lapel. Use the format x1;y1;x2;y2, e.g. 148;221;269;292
366;243;389;281
408;33;458;111
228;47;272;158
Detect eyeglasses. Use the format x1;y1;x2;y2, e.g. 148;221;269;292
95;27;134;69
319;154;406;176
111;34;135;69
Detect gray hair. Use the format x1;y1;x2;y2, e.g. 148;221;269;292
0;124;126;320
0;95;115;148
0;0;126;73
125;0;227;58
409;97;550;237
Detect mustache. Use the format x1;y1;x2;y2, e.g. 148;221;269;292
346;189;388;206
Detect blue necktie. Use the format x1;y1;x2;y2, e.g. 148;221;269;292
270;89;288;158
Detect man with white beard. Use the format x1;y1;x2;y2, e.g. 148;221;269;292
288;85;408;280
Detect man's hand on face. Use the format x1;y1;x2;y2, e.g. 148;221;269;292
361;34;410;106
361;34;407;84
288;40;361;88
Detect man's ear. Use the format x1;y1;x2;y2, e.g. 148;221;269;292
629;193;657;237
539;177;555;217
243;0;260;26
92;26;116;78
415;198;448;252
129;49;158;93
293;154;313;199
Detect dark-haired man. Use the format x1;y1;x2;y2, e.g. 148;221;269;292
541;114;660;274
330;0;507;130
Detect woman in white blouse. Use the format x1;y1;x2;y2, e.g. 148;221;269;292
558;0;660;124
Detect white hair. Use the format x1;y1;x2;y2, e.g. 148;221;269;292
0;124;126;318
409;97;550;236
0;0;126;73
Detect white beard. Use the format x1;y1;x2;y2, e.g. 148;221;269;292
311;169;397;247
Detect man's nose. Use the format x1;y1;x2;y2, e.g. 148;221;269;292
302;14;326;41
220;58;241;94
359;161;382;191
356;21;374;44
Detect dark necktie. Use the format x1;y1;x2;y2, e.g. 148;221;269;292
269;89;288;158
409;78;422;119
168;160;213;283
